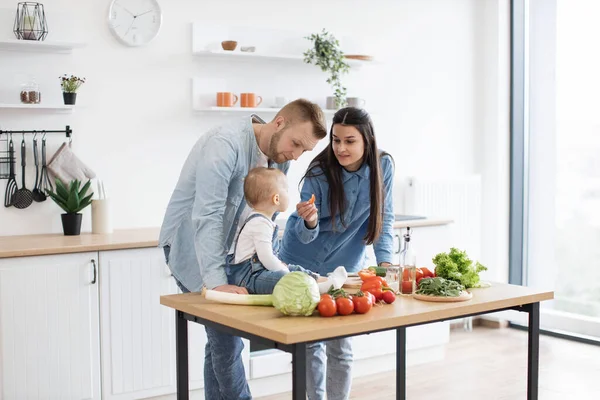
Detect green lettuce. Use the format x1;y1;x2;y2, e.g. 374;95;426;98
432;248;487;289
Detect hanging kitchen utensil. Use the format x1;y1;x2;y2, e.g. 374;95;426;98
31;134;46;202
0;136;10;180
12;136;33;209
40;134;52;194
4;136;17;208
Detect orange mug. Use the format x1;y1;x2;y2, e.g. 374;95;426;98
216;92;238;107
240;93;263;108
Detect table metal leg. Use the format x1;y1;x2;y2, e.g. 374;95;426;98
397;327;407;400
176;311;189;400
527;302;540;400
292;343;307;400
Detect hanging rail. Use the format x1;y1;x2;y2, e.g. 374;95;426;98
0;125;72;139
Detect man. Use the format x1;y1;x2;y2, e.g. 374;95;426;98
159;99;327;399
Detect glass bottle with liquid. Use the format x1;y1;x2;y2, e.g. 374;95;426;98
399;227;416;294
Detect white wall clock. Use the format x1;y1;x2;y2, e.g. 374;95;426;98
108;0;162;47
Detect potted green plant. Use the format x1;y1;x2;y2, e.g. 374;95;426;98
59;74;86;105
303;29;350;109
46;178;94;236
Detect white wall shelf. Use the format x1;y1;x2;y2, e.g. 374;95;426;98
194;106;336;115
193;50;373;67
0;103;75;111
0;39;86;53
191;78;337;115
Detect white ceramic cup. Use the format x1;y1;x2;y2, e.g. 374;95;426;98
346;97;366;108
274;96;288;107
92;199;113;234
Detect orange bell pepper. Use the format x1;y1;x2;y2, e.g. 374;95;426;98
358;269;376;281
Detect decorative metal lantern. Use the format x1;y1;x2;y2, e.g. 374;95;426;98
13;2;48;41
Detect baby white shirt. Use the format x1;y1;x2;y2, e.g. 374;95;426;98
233;213;289;272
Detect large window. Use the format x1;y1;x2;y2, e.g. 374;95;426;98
513;0;600;340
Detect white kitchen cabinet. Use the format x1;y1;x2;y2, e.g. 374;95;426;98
99;248;207;400
0;252;101;400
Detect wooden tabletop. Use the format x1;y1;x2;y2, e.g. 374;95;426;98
0;228;160;258
161;283;554;344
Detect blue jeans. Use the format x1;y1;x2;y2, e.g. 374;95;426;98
226;253;319;294
306;338;353;400
164;247;252;400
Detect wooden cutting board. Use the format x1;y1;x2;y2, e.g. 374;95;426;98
342;277;363;289
413;291;473;302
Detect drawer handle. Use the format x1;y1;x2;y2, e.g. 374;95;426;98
91;259;97;284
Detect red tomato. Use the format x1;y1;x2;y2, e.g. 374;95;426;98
352;294;373;314
382;291;396;304
318;297;337;317
336;297;354;316
401;280;414;294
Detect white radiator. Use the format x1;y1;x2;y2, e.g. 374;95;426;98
400;175;482;260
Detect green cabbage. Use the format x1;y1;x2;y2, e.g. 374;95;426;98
272;272;320;316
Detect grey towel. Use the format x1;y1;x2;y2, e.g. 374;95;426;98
47;142;96;185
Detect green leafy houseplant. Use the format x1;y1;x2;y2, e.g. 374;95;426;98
46;178;94;236
303;29;350;109
59;74;86;93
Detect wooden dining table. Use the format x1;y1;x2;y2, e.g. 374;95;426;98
160;283;553;400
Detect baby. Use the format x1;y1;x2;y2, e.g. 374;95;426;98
226;167;346;295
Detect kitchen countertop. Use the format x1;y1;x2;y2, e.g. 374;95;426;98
0;227;161;259
0;218;452;259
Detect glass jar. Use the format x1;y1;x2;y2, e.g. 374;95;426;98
385;265;401;293
20;77;41;104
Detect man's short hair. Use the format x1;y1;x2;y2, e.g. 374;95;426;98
244;167;286;208
275;99;327;139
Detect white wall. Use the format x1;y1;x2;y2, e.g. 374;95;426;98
0;0;494;245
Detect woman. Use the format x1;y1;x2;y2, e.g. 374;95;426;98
279;107;395;399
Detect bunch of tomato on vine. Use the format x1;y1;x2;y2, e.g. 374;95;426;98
317;276;396;318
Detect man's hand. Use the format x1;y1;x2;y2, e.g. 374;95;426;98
297;200;318;229
213;284;249;294
379;262;392;267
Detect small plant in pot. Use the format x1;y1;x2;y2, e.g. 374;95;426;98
46;178;94;236
59;74;86;105
303;29;350;109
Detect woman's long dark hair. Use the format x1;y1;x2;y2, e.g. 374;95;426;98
302;107;391;244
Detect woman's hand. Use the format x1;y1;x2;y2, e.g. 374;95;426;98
297;199;318;229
